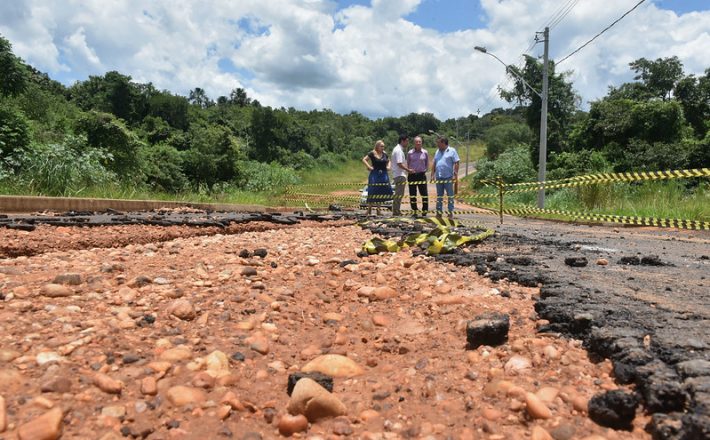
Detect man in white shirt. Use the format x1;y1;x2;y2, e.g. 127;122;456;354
391;134;412;216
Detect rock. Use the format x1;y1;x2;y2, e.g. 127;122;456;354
287;378;347;422
550;423;576;440
52;273;82;285
253;248;268;258
372;315;390;326
287;372;334;396
542;345;560;360
466;313;509;349
372;286;397;300
17;407;63;440
166;385;207;407
536;386;560;403
676;359;710;378
482;408;502;421
41;377;72;393
192;371;216;389
241;267;257;277
0;395;6;433
40;284;73;298
93;373;123;394
278;414;308;436
596;258;609;266
246;332;270;355
36;352;64;366
332;416;353;435
141;377;157;395
435;283;452;294
531;426;553;440
168;299;196;320
160;346;192;362
525;392;552;419
588;390;638;430
323;312;344;323
504;355;532;374
101;405;126;418
359;409;380;421
205;350;230;377
302;354;364;377
0;349;20;363
564;257;588;267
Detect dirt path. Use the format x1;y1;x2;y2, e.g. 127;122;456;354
0;216;653;439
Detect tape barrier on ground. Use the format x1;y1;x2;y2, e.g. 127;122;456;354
360;216;495;256
483;203;710;230
500;168;710;193
285;178;458;192
280;192;497;202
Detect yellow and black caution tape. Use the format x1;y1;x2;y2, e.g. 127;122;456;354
480;203;710;230
500;168;710;192
285;178;458;192
360;216;495;256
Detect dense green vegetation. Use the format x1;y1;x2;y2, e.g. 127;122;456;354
0;34;707;219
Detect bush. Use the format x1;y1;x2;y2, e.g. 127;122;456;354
483;122;532;159
471;145;536;187
548;149;611;180
235;161;300;192
138;143;188;192
75;111;143;176
0;103;31;161
15;140;117;196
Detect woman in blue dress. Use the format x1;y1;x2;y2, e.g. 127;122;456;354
362;140;393;216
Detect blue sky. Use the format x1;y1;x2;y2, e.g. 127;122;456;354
2;0;708;118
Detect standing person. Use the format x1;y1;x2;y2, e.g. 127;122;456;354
362;140;393;216
407;136;429;216
431;137;460;219
391;134;412;216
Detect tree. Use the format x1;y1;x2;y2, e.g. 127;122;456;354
188;87;214;108
229;88;251;107
76;111;143;176
148;92;189;131
0;103;30;164
483;122;532;159
0;36;27;97
629;56;684;101
674;69;710;138
249;106;283;162
499;55;579;166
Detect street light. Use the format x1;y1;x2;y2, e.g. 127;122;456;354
474;36;549;209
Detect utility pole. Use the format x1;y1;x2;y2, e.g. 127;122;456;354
537;27;550;209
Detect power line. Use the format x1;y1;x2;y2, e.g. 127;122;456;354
549;0;582;30
557;0;646;64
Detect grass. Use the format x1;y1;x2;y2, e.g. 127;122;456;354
0;181;271;206
492;180;709;222
296;159;371;194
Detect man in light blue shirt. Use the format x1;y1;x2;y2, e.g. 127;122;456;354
431;137;459;218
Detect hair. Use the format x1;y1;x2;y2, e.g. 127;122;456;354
398;134;409;144
374;140;385;150
437;136;449;146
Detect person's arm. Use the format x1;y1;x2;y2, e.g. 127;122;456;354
386;157;391;171
362;154;373;171
430;155;436;181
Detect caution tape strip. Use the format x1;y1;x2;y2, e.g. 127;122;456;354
280;193;498;202
472;203;710;230
360;217;495;256
499;168;710;191
285;178;458;192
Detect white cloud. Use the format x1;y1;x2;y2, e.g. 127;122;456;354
1;0;708;119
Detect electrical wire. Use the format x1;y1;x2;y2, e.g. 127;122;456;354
557;0;646;64
549;0;582;30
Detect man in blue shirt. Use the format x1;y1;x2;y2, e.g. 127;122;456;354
431;137;460;218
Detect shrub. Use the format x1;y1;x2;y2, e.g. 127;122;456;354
138;143;188;192
0;103;31;161
75;111;143;176
16;141;117;196
483;122;532;159
471;145;536;187
235;160;300;192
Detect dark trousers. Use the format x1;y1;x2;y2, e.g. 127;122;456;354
408;172;428;214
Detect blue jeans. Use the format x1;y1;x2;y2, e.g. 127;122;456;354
436;181;454;214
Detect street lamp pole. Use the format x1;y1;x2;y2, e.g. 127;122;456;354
474;31;550;208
